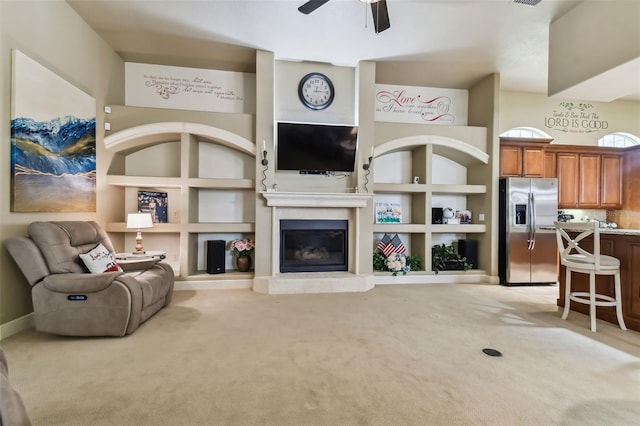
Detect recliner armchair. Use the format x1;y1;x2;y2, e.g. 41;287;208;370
6;221;174;337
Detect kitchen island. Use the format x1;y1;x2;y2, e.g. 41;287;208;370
557;228;640;332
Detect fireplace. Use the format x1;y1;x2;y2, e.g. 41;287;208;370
280;219;348;273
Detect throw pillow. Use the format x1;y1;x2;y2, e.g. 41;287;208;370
79;243;123;273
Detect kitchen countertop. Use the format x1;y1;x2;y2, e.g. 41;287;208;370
598;228;640;235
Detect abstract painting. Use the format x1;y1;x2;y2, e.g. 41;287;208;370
10;49;96;212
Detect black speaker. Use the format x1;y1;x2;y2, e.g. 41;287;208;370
206;240;226;274
458;239;478;269
432;207;444;224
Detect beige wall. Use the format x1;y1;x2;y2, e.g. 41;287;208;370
0;1;124;329
500;91;640;145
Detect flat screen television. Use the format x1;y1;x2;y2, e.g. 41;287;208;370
276;122;358;174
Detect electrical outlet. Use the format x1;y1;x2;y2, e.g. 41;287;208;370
478;213;485;221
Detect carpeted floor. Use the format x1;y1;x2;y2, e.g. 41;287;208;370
1;283;639;426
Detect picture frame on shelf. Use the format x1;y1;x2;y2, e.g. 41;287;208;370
375;202;402;223
138;190;168;223
456;209;472;224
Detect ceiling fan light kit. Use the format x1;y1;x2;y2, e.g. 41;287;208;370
298;0;390;33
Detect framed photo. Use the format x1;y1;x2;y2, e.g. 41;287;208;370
375;202;402;224
138;190;168;223
456;209;472;224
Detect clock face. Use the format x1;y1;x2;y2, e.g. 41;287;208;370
298;73;335;110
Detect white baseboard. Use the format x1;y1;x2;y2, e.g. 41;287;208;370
174;279;253;291
0;313;34;341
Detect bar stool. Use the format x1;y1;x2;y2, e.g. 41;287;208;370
554;221;626;332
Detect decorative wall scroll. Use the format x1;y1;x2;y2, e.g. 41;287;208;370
10;50;96;212
374;84;468;125
125;62;256;114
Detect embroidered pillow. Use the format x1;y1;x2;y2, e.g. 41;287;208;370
79;244;123;273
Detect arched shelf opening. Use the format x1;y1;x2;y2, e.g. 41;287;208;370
373;135;489;167
104;122;256;157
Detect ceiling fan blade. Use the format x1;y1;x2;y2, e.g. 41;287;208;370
298;0;330;15
371;0;391;33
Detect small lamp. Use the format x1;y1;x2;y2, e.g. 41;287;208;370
126;213;153;254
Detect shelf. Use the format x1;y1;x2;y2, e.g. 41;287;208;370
431;184;486;194
431;224;486;233
187;178;255;189
106;175;182;188
186;223;255;233
373;224;427;233
374;183;428;193
107;223;184;233
373;224;486;233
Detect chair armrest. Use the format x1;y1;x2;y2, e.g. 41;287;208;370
5;237;50;286
42;272;123;293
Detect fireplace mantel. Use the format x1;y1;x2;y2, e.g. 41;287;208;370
256;191;374;294
261;192;372;208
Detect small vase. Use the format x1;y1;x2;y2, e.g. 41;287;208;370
236;255;251;272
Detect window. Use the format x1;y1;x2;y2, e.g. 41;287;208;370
598;132;640;148
500;127;552;139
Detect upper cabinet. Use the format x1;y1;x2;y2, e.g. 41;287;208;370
600;155;623;208
499;138;553;178
500;139;624;210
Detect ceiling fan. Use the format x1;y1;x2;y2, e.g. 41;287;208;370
298;0;391;34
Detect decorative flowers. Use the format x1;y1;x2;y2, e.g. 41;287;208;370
229;238;255;258
385;252;410;276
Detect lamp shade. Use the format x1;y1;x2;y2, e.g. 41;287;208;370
126;213;153;229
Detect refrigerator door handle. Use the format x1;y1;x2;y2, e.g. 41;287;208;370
526;193;532;250
530;192;537;250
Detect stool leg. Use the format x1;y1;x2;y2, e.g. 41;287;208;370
562;267;571;320
590;273;596;332
614;271;627;331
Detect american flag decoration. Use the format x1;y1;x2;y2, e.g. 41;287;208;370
376;233;392;253
377;233;406;256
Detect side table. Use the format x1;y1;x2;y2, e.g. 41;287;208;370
115;251;166;272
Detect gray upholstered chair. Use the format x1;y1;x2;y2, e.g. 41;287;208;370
6;221;174;337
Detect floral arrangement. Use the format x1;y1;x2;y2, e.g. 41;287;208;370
373;251;421;276
385;252;410;276
229;238;255;258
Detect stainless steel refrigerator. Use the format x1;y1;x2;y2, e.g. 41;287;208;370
499;178;558;285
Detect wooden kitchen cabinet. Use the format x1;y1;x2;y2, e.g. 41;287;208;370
557;152;579;208
499;138;552;178
578;154;601;208
553;149;623;209
499;145;522;177
543;152;556;178
501;140;624;209
600;154;623;208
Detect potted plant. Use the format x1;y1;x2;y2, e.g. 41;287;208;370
431;242;471;274
229;238;255;272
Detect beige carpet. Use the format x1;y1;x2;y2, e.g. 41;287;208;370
1;283;639;426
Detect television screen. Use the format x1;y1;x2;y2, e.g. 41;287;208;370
277;122;358;173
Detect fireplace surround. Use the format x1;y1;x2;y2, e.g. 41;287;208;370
254;192;374;294
280;219;348;273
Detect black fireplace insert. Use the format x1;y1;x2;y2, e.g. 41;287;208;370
280;219;348;273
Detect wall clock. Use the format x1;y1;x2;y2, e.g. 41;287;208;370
298;72;335;110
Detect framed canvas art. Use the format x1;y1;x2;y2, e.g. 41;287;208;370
10;49;96;212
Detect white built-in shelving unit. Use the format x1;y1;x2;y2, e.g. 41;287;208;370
104;107;257;287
